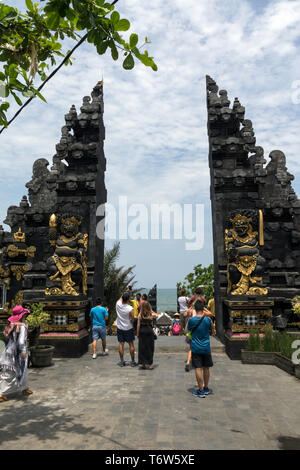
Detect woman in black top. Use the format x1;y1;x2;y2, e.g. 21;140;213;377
137;301;158;369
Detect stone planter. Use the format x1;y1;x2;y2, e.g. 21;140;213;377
241;350;276;365
241;350;296;377
295;364;300;380
30;345;55;367
275;353;295;375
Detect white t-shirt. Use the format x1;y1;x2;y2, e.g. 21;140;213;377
116;300;133;331
178;296;189;313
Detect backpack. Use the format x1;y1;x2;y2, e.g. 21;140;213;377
172;320;180;335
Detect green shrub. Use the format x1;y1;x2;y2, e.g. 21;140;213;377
247;329;261;351
262;324;275;352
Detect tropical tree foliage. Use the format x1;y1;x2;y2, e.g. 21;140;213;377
0;0;157;131
177;264;214;302
103;241;136;324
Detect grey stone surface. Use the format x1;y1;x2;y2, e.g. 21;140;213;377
0;349;300;450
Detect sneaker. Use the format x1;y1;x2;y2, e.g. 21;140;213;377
192;389;206;398
203;387;213;395
92;354;97;359
119;360;126;367
130;360;138;367
102;349;109;356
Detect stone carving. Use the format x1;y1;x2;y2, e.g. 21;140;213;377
45;215;88;296
225;210;268;296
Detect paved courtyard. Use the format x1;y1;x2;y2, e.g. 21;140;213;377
0;342;300;450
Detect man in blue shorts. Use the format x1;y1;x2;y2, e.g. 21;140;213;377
187;299;215;398
90;298;109;359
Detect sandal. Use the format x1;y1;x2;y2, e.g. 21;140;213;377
149;365;154;370
0;394;9;402
22;389;33;396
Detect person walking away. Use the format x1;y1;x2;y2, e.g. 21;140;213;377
137;301;158;370
178;289;189;335
188;286;206;308
0;305;32;402
90;297;109;359
187;300;215;398
172;313;181;335
116;292;137;367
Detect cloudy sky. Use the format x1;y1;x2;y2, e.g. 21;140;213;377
1;0;300;288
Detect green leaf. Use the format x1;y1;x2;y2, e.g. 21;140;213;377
8;64;18;80
22;88;35;98
25;0;34;12
34;89;47;103
96;40;109;55
123;53;134;70
151;63;158;72
110;41;118;61
110;11;120;25
0;9;18;22
129;33;138;49
46;12;61;30
11;91;23;106
115;19;130;31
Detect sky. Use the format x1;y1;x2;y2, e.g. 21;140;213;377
1;0;300;288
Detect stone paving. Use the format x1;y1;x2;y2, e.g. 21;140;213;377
0;344;300;450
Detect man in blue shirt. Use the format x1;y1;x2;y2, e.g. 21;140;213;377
187;299;215;398
89;297;109;359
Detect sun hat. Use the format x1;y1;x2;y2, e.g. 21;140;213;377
173;312;180;318
8;305;30;323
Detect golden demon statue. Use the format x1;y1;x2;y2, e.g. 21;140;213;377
225;210;268;296
45;214;88;296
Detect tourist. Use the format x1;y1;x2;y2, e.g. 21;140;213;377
178;289;189;335
0;305;33;402
187;300;215;398
137;301;158;369
90;297;109;359
130;294;140;335
188;286;206;307
171;313;181;336
116;292;137;367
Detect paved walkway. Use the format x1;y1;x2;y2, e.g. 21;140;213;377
0;346;300;450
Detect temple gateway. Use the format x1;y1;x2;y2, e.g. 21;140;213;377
0;77;299;358
206;76;300;357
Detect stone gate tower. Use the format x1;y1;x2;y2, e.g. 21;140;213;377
0;81;107;356
206;76;300;357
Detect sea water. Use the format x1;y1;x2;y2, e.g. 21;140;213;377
157;288;177;312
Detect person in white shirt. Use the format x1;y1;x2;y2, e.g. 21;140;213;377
178;289;189;335
116;292;137;367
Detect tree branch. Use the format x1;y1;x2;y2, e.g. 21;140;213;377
0;0;120;135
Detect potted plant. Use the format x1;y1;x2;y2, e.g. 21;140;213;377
26;303;54;367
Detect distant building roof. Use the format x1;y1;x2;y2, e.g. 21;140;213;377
156;312;172;326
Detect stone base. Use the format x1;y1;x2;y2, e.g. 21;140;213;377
224;298;274;334
225;333;252;360
39;329;90;357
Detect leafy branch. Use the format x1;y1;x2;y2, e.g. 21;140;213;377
0;0;157;133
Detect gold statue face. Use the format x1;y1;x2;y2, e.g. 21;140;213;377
233;220;249;236
61;218;79;238
230;214;252;237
